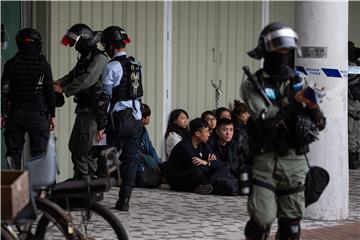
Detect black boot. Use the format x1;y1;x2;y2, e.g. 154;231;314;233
349;152;360;169
115;195;130;211
115;186;132;211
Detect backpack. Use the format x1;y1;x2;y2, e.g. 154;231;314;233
209;165;239;196
211;176;239;196
135;153;161;188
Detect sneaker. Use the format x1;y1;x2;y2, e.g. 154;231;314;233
194;184;213;195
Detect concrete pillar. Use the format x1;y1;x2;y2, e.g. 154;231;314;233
295;1;349;220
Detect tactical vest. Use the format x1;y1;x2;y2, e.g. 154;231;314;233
73;49;106;107
110;55;143;102
8;52;47;111
249;70;304;155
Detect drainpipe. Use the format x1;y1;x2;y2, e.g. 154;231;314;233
295;1;349;220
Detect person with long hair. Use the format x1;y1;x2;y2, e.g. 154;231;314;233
201;110;217;135
165;109;190;158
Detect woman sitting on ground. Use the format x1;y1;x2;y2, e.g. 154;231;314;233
201;110;217;135
215;107;232;121
231;100;251;164
165;109;190;158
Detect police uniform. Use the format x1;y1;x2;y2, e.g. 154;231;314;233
1;28;55;169
57;24;108;177
57;49;108;177
241;23;326;240
98;50;143;211
241;70;309;236
96;26;144;211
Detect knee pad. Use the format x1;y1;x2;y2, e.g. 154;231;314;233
244;218;270;240
277;218;301;240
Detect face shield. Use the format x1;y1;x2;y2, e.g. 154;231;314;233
60;31;80;47
263;28;302;57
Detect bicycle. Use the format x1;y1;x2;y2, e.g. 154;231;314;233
1;134;78;240
1;171;78;240
36;147;129;240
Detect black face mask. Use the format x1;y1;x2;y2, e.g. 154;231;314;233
263;51;293;81
75;41;91;56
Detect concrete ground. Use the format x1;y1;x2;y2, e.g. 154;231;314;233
99;169;360;240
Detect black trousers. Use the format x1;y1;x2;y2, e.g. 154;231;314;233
4;109;49;169
165;167;208;192
107;109;142;199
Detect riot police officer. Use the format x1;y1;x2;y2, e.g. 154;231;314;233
54;23;108;178
1;28;56;169
96;26;143;211
348;41;360;169
240;23;326;240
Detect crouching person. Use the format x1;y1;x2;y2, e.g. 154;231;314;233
164;118;220;194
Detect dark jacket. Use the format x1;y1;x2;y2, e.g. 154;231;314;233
165;137;221;175
1;51;55;118
208;135;241;177
140;126;162;163
233;122;251;164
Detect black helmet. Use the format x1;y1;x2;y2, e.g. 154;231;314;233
61;24;93;47
16;28;42;51
101;26;131;47
248;22;301;60
61;23;100;55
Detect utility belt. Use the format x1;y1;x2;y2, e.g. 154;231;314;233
252;178;305;197
107;108;135;131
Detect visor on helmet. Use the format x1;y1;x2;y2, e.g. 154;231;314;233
263;28;302;57
60;31;80;47
263;28;298;51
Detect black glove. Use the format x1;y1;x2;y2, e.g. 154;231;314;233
97;93;111;130
296;114;319;144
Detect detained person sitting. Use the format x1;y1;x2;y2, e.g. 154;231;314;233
164;118;220;194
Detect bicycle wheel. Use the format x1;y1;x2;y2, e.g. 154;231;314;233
34;197;77;240
69;202;128;240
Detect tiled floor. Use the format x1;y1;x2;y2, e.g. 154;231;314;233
97;169;360;240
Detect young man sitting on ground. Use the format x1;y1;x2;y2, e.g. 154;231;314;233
208;118;242;196
164;118;220;194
